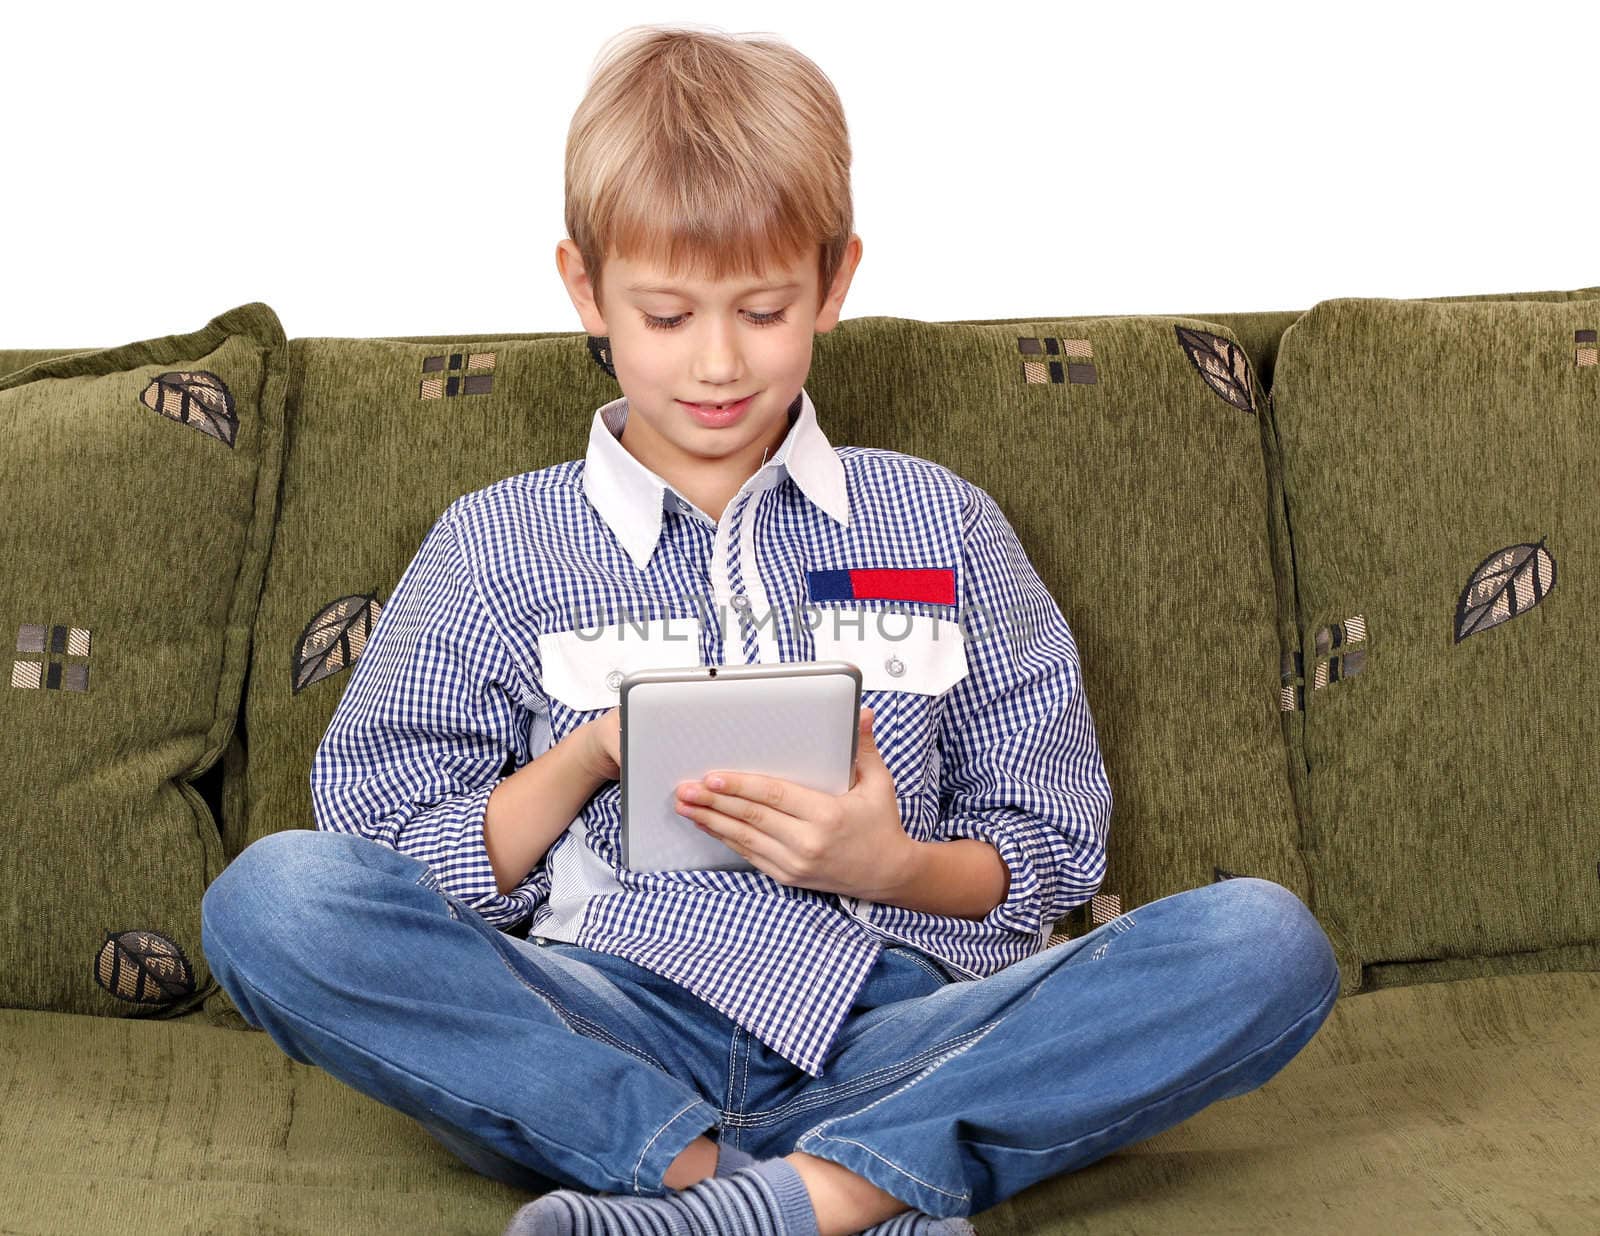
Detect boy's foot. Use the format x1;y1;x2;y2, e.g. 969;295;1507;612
502;1155;819;1234
500;1153;979;1235
714;1142;976;1233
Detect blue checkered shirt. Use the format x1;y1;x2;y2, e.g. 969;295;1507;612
309;386;1112;1077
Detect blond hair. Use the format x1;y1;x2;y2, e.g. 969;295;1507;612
565;23;854;314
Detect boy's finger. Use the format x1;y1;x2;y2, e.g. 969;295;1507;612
703;771;822;818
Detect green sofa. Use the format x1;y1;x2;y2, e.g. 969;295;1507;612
4;285;1598;1234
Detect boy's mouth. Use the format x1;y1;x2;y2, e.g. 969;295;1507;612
678;394;755;425
681;395;751;410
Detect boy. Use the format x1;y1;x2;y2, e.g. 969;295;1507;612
200;23;1340;1236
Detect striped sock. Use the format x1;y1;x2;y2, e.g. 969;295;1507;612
713;1140;758;1176
858;1212;978;1235
715;1145;976;1235
501;1155;820;1235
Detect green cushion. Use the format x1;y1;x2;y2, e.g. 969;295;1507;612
942;282;1600;393
223;332;609;872
10;969;1600;1233
807;316;1305;963
212;313;1311;1021
0;347;97;374
1268;294;1600;977
0;302;288;1017
0;1008;528;1233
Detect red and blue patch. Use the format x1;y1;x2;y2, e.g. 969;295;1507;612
806;567;957;606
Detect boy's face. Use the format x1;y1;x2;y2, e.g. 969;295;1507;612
556;235;862;495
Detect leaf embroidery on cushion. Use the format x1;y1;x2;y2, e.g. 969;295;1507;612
293;593;382;692
1174;326;1255;414
1455;538;1556;643
587;334;616;379
94;929;195;1006
139;370;238;446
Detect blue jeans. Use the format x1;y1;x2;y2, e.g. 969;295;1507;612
199;829;1340;1221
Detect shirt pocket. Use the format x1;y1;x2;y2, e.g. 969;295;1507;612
810;609;968;695
538;615;705;713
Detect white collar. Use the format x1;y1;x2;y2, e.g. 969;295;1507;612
581;386;850;570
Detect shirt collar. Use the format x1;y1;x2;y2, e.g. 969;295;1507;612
581;385;850;570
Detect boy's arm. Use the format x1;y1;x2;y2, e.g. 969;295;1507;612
924;481;1113;943
308;504;562;928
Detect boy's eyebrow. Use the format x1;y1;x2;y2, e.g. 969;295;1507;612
625;281;802;296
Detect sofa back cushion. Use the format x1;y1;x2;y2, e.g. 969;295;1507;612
221;314;1306;1011
0;302;288;1016
1268;294;1600;977
223;330;599;876
813;316;1307;950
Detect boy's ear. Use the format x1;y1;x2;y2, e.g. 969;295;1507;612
556;239;610;337
814;234;863;334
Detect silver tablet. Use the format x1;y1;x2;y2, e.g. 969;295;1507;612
619;660;863;872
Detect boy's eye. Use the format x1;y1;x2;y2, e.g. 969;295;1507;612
641;309;788;331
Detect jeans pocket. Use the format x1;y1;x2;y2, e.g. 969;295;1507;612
850;946;954;1011
889;946;954;986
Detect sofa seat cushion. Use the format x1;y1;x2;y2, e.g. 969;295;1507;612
1013;969;1600;1233
4;970;1598;1234
0;1007;527;1234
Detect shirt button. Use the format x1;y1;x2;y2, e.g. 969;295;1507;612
675;496;691;512
730;594;751;611
605;669;624;691
885;656;905;678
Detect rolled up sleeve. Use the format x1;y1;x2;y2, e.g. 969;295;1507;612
308;502;550;930
934;482;1113;944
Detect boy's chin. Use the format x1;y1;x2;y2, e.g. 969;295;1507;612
678;430;760;456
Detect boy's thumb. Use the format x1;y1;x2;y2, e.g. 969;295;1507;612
848;707;879;791
858;706;880;760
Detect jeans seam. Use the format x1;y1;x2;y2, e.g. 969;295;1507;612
634;1098;712;1194
1028;963;1341;1161
720;1027;748;1149
417;873;680;1079
461;898;677;1077
1091;912;1137;960
201;923;606;1178
796;1016;1007;1208
725;1027;986;1131
804;1131;973;1209
736;1029;753;1138
893;948;953;986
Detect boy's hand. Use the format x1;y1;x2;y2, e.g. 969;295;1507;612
674;706;918;902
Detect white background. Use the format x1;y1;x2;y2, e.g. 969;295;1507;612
2;1;1593;347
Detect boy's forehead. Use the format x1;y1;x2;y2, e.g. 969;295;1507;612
616;254;813;297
